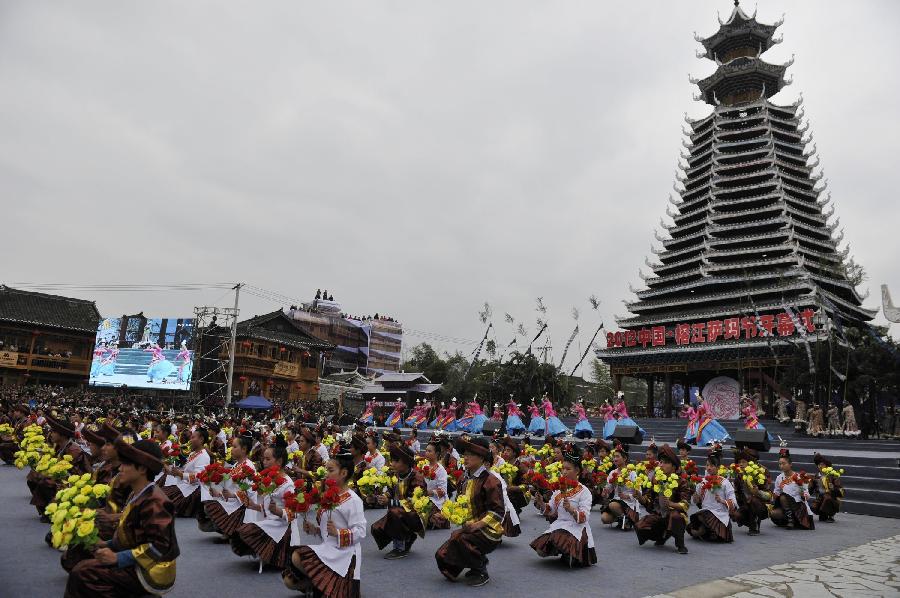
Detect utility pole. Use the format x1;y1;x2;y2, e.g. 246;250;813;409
225;283;242;408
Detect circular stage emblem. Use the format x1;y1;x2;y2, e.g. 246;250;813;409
701;376;740;420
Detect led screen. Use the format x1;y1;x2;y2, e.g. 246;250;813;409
89;316;194;390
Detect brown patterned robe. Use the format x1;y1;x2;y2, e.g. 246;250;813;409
65;484;179;597
732;466;772;534
370;469;427;550
811;473;843;519
28;439;92;516
435;467;505;578
634;475;690;550
0;416;26;464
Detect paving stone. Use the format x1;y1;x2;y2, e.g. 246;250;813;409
786;581;836;598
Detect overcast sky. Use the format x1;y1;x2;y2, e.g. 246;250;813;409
2;1;898;376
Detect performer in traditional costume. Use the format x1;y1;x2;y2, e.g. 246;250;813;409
288;426;323;482
810;453;843;523
600;402;617;440
435;436;505;587
530;445;596;567
384;399;405;428
231;436;295;568
98;343;119;377
680;403;699;444
144;344;176;384
443;398;460;432
358;400;376;426
770;448;815;530
793;397;808;432
633;444;690;554
429;402;445;429
282;451;366;598
501;398;525;436
775;394;791;424
498;436;528;515
541;395;569;437
205;432;257;539
527;400;545;435
600;443;644;530
612;392;646;438
742;402;773;441
313;427;331;464
842;402;860;437
686;451;735;542
694;396;731;445
28;415;91;518
65;438;178;598
90;344;106;379
825;405;843;437
806;404;825;437
404;399;423;428
731;447;771;536
371;443;427;559
363;433;385;471
468;400;487;434
422;439;451;529
572;401;594;439
162;427;210;518
0;403;28;464
175;341;192;384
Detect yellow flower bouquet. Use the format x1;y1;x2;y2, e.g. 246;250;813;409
440;494;472;526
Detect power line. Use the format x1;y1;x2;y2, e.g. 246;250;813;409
7;282;234;292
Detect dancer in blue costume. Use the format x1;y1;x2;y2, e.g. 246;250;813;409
429;402;444;429
90;344;106;378
466;400;487;434
601;402;617;440
359;400;376;426
695;396;731;445
444;398;460;432
404;398;423;427
541;395;570;437
741;396;774;442
527;400;545;435
612;392;646;439
680;404;700;444
175;341;191;383
98;343;119;376
145;344;176;383
505;398;526;435
384;398;405;428
573;401;594;439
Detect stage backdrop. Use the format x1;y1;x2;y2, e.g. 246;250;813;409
89;316;194;391
701;376;741;420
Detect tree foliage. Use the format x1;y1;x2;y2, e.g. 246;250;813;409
403;343;577;407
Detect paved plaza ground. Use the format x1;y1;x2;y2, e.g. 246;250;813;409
1;465;898;598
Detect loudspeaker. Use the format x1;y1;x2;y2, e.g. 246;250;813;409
613;425;643;445
481;421;502;437
733;429;771;452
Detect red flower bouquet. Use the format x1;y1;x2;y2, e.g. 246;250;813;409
229;463;255;492
253;465;287;496
682;459;698;476
284;478;319;517
557;476;579;493
416;463;437;480
197;462;231;487
162;443;181;465
317;478;343;512
700;474;723;493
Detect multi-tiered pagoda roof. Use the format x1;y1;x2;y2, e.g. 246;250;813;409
598;1;875;372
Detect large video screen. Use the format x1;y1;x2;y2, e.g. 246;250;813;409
89;316;195;390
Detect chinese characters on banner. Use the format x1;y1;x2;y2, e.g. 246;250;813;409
606;309;816;349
